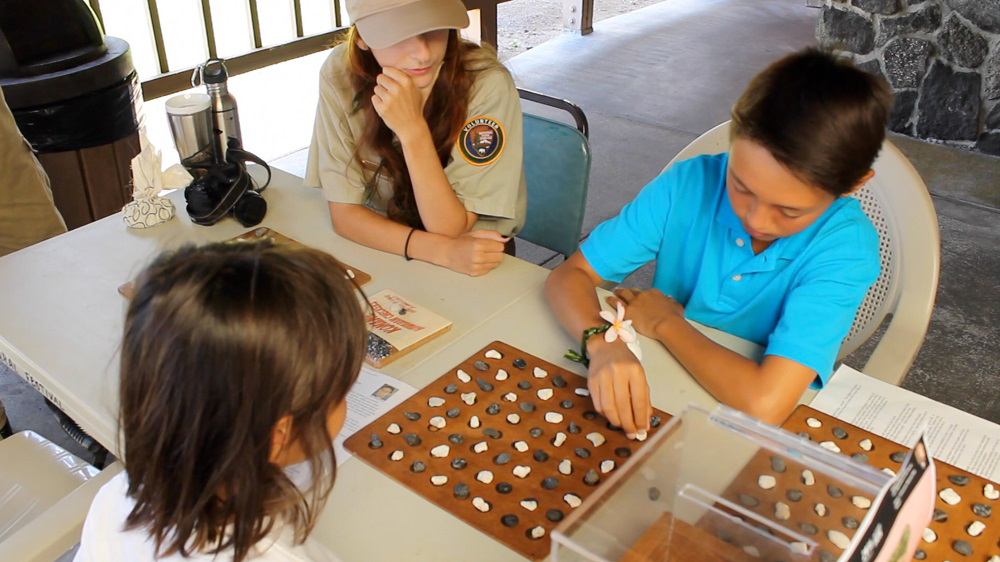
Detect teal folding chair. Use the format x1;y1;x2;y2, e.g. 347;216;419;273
515;88;591;259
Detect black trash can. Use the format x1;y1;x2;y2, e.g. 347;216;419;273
0;0;142;229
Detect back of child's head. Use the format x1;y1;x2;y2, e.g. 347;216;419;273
731;48;892;196
119;239;365;561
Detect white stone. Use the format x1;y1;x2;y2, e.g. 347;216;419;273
967;520;985;537
859;438;873;451
520;499;538;511
986;555;1000;562
814;503;827;517
552;432;567;447
468;415;481;429
819;440;841;453
575;387;590;397
503;392;517;402
806;417;822;428
635;430;648;441
742;545;760;558
390;450;404;461
430;475;448;486
472;497;490;512
939;487;961;505
430;444;450;458
559;459;572;475
774;502;790;521
563;493;582;508
537;388;554;401
529;526;545;539
456;369;471;383
881;467;896;477
852;496;872;509
985;483;999;500
757;475;777;490
828;530;850;550
387;423;401;434
790;542;809;555
485;349;502;359
533;367;548;378
473;441;488;454
922;527;937;543
461;392;476;406
428;416;446;429
495;369;509;381
513;465;531;478
513;440;529;452
346;269;356;279
586;432;606;447
476;470;494;484
801;469;816;486
428;397;445;407
545;411;564;424
506;413;521;424
600;460;615;474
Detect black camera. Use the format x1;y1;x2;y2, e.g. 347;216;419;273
184;139;271;227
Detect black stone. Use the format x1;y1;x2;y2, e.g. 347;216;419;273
583;410;599;421
615;447;632;458
952;539;973;556
529;427;543;438
976;132;1000;156
852;0;898;14
832;427;848;439
842;515;860;529
494;452;512;465
851;452;870;463
552;374;567;388
821;8;875;54
446;408;461;418
948;474;970;486
739;493;760;507
818;549;837;562
939;13;989;68
933;508;948;522
454;482;470;499
403;411;421;421
546;508;565;522
448;433;464;444
799;522;819;535
512;358;527;369
496;482;512;494
444;383;458;394
501;514;519;527
517;380;531;390
519;401;536;413
606;422;622;431
879;4;941;42
918;62;982;140
368;433;383;449
986;104;1000;130
648;487;661;501
945;0;1000;34
475;378;494;392
403;433;421;446
583;468;600;486
797;432;811;440
786;489;803;502
889;90;918;134
649;415;662;428
883;37;933;90
574;447;591;458
972;502;992;517
533;449;549;462
913;548;926;560
567;422;582;434
483;428;502;439
770;456;786;473
560;399;574;409
889;451;907;463
486;402;501;415
827;484;844;498
410;461;426;473
542;477;559;490
473;360;489;371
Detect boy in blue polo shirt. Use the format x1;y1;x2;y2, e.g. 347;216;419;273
545;49;891;435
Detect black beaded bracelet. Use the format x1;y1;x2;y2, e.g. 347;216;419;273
403;228;416;261
565;324;612;367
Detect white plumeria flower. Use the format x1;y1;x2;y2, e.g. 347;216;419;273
599;302;643;361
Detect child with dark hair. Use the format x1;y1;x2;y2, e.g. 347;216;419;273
546;48;892;434
75;240;366;561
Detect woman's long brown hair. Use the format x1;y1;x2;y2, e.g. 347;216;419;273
119;240;366;562
346;28;497;228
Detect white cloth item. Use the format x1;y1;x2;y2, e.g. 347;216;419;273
123;131;192;229
74;471;339;562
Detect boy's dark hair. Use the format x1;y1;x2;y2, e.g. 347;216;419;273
731;48;892;196
119;240;366;562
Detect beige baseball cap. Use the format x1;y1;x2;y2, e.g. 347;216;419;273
347;0;470;49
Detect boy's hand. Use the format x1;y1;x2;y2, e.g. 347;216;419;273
586;337;652;438
372;67;427;143
609;287;684;338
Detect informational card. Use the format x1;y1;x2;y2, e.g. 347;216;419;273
332;365;416;466
811;365;1000;481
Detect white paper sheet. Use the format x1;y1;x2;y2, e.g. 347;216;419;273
332;365;416;466
810;365;1000;481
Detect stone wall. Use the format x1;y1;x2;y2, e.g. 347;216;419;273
817;0;1000;156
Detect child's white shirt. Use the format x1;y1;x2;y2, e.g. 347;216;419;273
74;471;339;561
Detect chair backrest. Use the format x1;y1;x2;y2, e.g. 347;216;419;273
666;121;940;385
516;89;592;258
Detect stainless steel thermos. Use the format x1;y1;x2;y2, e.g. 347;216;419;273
194;58;241;163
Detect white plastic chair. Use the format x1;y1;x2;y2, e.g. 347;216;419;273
0;431;122;561
665;121;940;385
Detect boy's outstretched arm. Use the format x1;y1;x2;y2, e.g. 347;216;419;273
545;252;653;438
611;287;815;425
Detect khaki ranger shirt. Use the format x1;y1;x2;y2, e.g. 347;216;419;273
0;87;66;257
305;44;527;235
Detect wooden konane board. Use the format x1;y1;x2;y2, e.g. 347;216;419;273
344;341;670;560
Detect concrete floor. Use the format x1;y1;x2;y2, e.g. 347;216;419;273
2;0;998;465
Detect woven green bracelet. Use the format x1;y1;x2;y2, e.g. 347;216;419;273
565;324;611;367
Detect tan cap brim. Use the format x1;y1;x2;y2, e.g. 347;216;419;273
355;0;470;49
